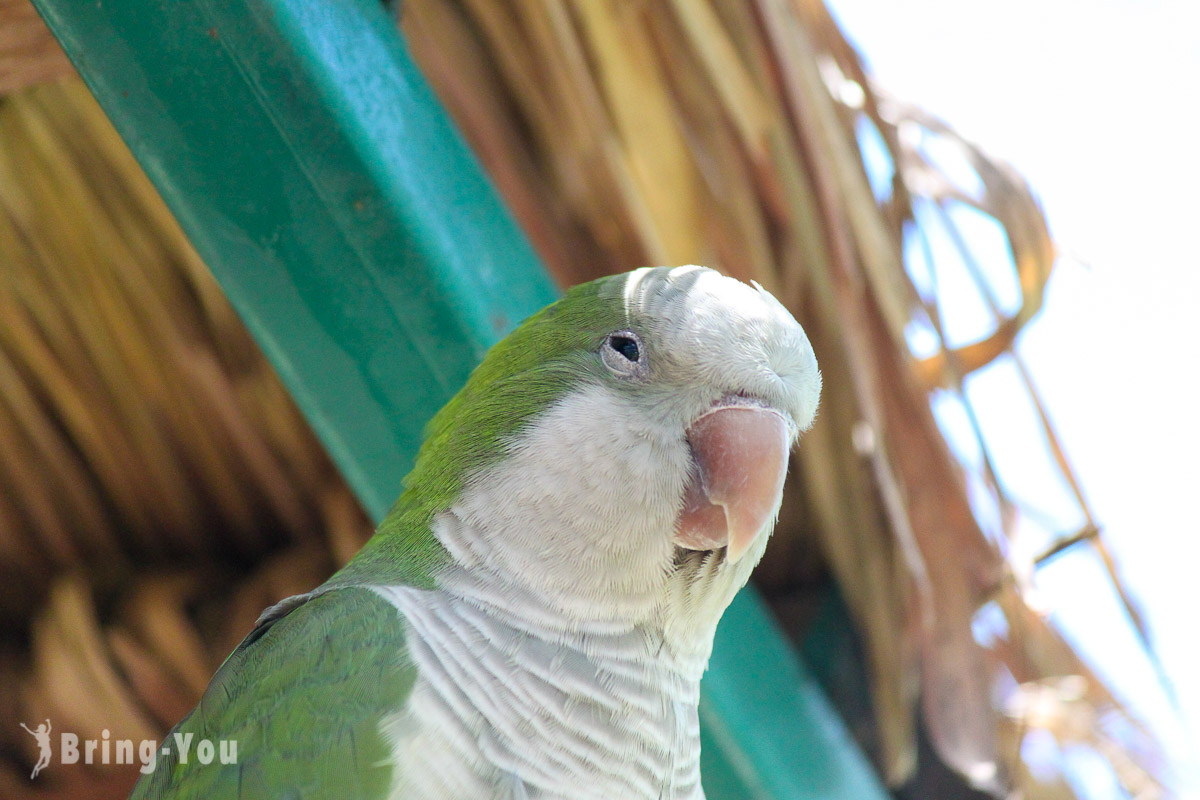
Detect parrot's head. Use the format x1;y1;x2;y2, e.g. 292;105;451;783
382;266;821;657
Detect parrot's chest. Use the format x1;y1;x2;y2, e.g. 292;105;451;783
374;585;706;800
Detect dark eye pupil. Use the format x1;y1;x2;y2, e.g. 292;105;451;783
611;336;640;362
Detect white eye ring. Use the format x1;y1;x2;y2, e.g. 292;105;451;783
601;330;648;378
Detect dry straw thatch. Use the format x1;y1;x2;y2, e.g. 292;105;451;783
0;0;73;95
0;0;1173;797
0;77;374;797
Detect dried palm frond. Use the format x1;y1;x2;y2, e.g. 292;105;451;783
0;0;74;95
0;80;357;611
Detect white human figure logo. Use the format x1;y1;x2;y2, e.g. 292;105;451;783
19;719;52;779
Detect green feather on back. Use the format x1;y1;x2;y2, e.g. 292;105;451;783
129;588;415;799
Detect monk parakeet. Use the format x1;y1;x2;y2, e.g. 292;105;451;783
132;266;820;799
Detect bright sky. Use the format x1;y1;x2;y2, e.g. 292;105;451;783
826;0;1200;794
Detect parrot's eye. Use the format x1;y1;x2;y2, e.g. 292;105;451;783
610;335;640;362
601;330;647;378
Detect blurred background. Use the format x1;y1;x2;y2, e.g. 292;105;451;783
1;0;1194;797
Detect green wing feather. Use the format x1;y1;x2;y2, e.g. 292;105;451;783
129;587;414;799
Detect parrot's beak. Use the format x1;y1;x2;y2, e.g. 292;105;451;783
675;401;791;564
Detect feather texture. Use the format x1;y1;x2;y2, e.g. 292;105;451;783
129;588;415;799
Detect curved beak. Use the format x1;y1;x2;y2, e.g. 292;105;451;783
674;402;791;563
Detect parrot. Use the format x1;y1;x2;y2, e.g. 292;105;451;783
130;265;821;799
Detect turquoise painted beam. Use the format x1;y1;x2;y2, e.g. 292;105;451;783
34;0;558;522
703;592;886;798
30;1;888;797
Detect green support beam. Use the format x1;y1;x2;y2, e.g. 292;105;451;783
703;593;889;798
34;0;557;521
30;1;888;796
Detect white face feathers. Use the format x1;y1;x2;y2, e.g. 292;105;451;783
437;266;821;654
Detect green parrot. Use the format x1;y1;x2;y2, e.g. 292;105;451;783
131;265;821;799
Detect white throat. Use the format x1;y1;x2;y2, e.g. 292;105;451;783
436;383;754;656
